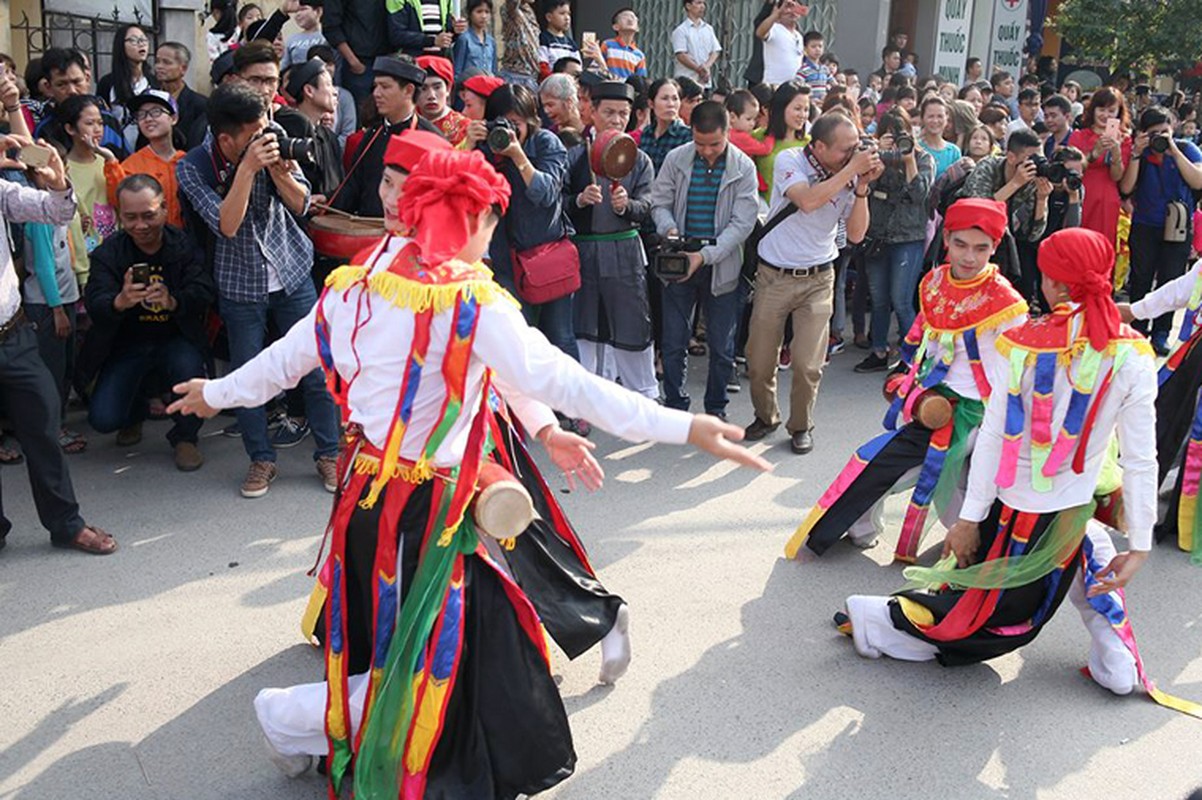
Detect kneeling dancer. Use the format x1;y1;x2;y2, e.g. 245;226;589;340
170;149;767;797
840;228;1200;715
786;199;1027;563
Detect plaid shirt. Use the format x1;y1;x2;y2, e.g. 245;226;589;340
176;134;313;303
639;120;692;174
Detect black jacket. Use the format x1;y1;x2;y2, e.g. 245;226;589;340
276;108;344;198
325;0;391;59
388;4;453;57
333;115;443;217
79;226;215;385
175;85;210;151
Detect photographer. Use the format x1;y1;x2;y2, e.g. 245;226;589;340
853;107;934;374
1121;105;1202;353
562;82;657;406
962;127;1050;262
177;83;340;499
82;175;214;471
744;112;883;454
650;100;758;419
1016;146;1084;310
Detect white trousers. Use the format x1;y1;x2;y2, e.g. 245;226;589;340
255;673;369;757
846;521;1138;695
577;340;659;400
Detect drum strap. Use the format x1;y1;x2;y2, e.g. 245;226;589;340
327;123;390;208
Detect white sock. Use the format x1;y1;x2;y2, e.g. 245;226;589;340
599;604;632;685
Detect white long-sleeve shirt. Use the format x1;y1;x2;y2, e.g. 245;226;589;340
1130;258;1202;321
204;236;693;464
960;309;1158;550
925;319;1025;401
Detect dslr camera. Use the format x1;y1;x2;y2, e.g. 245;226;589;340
254;122;316;163
1028;153;1083;192
878;132;914;167
1149;133;1178;155
486;118;517;152
652;234;716;280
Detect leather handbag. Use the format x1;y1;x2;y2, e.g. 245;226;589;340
511;237;582;305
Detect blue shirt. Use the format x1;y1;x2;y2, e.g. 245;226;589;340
639;120;692;174
176;134;313;303
919;139;963;179
453;28;497;78
684;151;726;239
1131;140;1202;227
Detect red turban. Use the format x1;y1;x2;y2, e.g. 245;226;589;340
943;198;1009;243
383;130;453;173
416;55;454;88
463;75;504;99
399;150;511;267
1038;228;1120;352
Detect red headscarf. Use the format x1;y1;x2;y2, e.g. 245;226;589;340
943;198;1008;243
1038;228;1121;352
383;130;453;172
463;75;504;99
399;150;511;267
416;55;454;88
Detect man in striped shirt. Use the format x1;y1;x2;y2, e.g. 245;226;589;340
599;7;647;79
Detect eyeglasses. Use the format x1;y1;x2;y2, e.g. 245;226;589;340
125;36;150;45
134;106;170;121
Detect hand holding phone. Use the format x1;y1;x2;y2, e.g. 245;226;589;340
1104;118;1121;141
131;263;151;286
18;143;52;169
582;31;597;48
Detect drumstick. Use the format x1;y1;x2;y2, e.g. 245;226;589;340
311;202;362;220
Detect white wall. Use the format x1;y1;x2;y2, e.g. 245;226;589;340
834;0;892;76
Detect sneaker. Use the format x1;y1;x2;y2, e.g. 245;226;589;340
734;354;747;366
241;461;278;498
726;377;740;393
854;352;891;373
743;417;780;441
271;416;310;448
316;456;339;493
174;441;204;472
778;345;792;370
115;422;143;447
221;420;242;438
833;610;853;637
827;336;846;357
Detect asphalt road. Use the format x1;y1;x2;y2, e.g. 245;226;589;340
1;352;1200;800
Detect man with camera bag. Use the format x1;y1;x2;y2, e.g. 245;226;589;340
177;83;340;498
650;100;758;419
565;81;659;400
743;112;882;455
333;55;442;218
1120;105;1202;354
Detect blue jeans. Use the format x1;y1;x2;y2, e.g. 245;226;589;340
864;240;926;354
89;337;206;445
219;285;340;463
527;294;580;361
661;266;739;415
337;63;376;105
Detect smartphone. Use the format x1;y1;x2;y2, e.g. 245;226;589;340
18;143;52;169
1104;118;1121;140
582;31;597;49
131;263;151;286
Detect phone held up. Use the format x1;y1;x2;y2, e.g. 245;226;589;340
18;143;53;169
131;263;151;286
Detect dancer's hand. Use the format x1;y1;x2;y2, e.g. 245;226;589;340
1116;302;1135;324
942;520;980;568
168;379;220;418
1087;549;1149;597
538;425;604;491
687;415;772;472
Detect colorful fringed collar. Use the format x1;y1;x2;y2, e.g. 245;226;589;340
994;305;1152;493
919;264;1028;335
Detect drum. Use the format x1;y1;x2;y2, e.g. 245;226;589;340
309;214;386;260
589;129;638;182
911;391;954;430
472;461;536;540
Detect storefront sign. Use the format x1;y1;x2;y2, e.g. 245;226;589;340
987;0;1028;76
933;0;975;85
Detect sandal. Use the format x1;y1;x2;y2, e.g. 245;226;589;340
0;435;22;465
55;525;118;555
687;341;707;357
58;428;88;454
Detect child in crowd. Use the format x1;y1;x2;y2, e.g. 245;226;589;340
600;7;646;79
100;90;186;228
538;0;579;81
280;0;328;70
797;31;829;103
725;89;775;195
56;95;117;288
453;0;498;78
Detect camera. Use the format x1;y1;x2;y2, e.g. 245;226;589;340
857;136;877;152
878;132;914;167
254;123;315;163
652;234;715;280
486;118;516;152
1029;154;1083;191
1149;133;1175;154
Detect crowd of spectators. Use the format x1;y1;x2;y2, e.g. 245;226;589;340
1;0;1201;554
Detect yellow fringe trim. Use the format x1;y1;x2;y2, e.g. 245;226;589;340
324;264;521;314
352;451;437;484
924;299;1029;337
498;537;517;551
996;335;1154;365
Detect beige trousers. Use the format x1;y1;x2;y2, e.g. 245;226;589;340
746;262;834;434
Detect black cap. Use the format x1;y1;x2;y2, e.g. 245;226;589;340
210;50;236;85
592;81;635;104
286;58;327;101
372;55;426;87
127;89;178;116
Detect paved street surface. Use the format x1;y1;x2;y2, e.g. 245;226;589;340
1;353;1200;800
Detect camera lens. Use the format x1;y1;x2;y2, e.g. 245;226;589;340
1149;134;1171;154
277;136;315;162
486;125;513;152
